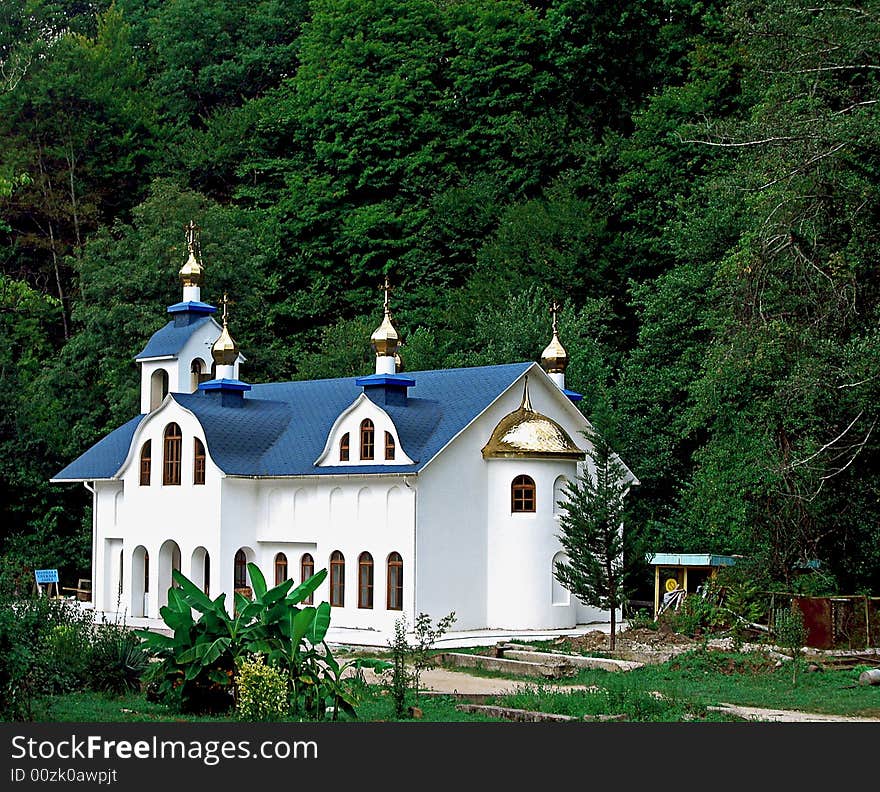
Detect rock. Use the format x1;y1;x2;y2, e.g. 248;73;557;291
408;706;423;718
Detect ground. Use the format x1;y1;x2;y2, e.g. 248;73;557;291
350;625;880;722
549;626;698;662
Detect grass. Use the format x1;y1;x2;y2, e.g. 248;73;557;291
23;647;880;723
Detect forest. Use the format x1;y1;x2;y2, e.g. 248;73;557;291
1;0;878;598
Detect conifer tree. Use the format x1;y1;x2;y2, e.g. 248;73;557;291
554;427;629;650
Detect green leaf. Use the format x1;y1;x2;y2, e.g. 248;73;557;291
247;562;268;600
287;568;328;605
308;601;331;645
172;568;217;614
263;578;294;605
291;606;316;648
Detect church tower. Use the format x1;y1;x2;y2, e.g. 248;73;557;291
135;221;230;412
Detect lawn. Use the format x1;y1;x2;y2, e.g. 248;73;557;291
29;647;880;723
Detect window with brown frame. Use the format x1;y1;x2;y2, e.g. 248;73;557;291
330;551;345;607
387;552;403;610
511;475;536;513
139;441;151;486
274;553;288;586
193;438;206;485
234;549;247;589
301;553;315;605
384;432;395;461
358;552;374;609
339;433;350;462
360;419;374;460
163;423;182;485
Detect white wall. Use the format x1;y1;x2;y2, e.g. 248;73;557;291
105;401;222;619
138;317;239;412
220;476;416;631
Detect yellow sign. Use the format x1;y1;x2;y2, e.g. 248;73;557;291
665;577;679;593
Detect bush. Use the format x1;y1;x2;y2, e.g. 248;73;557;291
0;595;95;719
235;654;290;721
38;623;93;694
88;620;149;694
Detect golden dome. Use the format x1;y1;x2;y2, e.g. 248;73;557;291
371;274;400;357
482;378;584;460
371;311;400;357
179;220;204;288
211;293;238;366
541;299;568;373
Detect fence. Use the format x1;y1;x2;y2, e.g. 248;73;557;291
768;594;880;650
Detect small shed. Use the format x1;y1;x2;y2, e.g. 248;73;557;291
648;553;739;618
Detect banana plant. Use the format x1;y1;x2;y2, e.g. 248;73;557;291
135;563;381;718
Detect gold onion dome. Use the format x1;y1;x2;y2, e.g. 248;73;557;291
541;300;568;374
481;378;584;459
212;294;239;366
179;220;204;288
371;275;400;357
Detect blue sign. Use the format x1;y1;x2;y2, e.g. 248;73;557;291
34;569;59;584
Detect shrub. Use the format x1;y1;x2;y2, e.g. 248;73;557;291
235;654;290;721
88;621;149;694
38;623;93;693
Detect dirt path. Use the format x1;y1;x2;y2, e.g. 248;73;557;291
708;703;880;723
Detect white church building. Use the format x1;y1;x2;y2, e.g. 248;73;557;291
52;226;637;634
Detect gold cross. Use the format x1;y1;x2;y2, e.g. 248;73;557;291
381;273;392;314
185;220;201;258
550;299;561;335
221;292;235;325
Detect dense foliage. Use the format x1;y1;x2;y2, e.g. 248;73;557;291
2;1;879;596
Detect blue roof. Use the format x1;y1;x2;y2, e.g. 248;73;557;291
51;415;146;481
52;362;535;480
135;315;215;360
188;361;532;476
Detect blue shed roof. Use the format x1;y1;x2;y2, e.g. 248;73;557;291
51;415;146;481
135;315;215;360
51;362;536;481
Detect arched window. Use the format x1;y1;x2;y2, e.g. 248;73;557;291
274;553;288;586
553;475;568;516
190;359;204;391
193;438;206;485
384;431;395;461
330;551;345;607
139;441;151;486
339;433;350;462
234;549;247;589
163;423;182;485
387;553;403;610
358;552;374;609
360;419;374;460
301;553;315;605
150;369;169;410
511;475;536;513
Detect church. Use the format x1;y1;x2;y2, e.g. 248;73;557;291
52;225;637;634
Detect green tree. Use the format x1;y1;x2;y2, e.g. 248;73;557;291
555;426;631;650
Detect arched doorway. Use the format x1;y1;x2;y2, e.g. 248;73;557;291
131;545;149;617
157;539;181;609
191;546;210;596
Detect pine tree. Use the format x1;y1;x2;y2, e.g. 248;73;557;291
554;427;629;650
